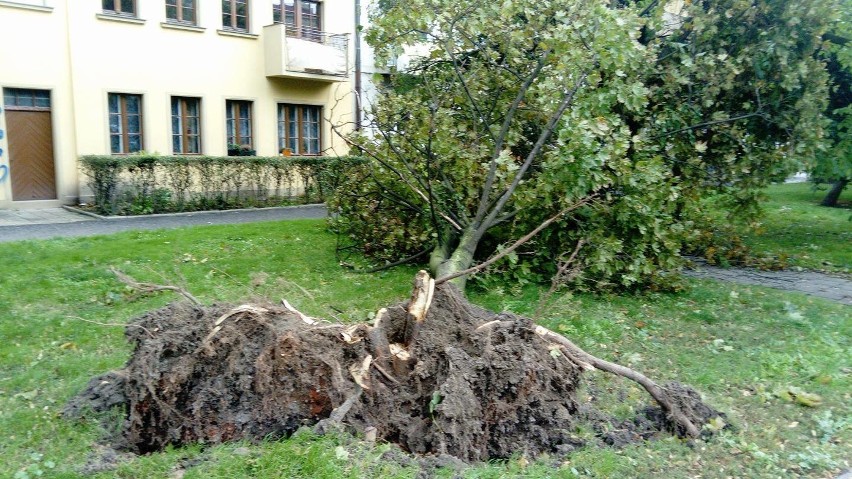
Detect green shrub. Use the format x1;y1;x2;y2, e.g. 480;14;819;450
79;154;364;216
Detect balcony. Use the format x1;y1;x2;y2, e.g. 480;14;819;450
264;23;349;81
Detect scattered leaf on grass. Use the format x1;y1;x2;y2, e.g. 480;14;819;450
335;446;350;461
14;390;37;401
704;416;726;432
626;352;643;364
777;386;823;407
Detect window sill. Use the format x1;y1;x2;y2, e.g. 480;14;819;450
217;29;258;39
161;22;205;33
96;13;145;25
0;1;53;13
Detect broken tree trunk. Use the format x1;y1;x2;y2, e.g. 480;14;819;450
67;271;720;461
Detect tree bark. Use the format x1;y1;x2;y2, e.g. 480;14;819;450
433;232;478;290
820;178;848;207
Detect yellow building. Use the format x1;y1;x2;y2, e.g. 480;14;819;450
0;0;355;208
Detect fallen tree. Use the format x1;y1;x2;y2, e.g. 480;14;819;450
333;0;834;291
67;271;723;461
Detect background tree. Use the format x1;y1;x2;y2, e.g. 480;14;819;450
332;0;834;290
810;0;851;207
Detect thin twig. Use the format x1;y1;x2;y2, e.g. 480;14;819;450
68;316;154;338
110;267;202;306
278;278;316;300
361;247;433;274
533;239;586;318
650;112;766;139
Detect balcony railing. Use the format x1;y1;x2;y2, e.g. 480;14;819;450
264;23;349;80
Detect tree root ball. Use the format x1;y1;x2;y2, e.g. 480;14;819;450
66;281;724;462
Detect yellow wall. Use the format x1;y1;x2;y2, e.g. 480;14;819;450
0;0;355;208
0;0;76;206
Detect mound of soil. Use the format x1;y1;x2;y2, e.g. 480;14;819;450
66;275;723;462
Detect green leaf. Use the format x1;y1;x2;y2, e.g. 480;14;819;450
429;390;442;414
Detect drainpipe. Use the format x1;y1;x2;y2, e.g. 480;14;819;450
354;0;362;130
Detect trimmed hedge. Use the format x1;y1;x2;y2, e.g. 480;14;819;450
79;154;364;216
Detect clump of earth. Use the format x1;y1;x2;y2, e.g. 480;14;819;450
66;273;724;465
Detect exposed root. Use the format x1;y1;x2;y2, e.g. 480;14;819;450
281;299;319;325
372;362;401;384
68;271;721;461
533;325;702;438
204;305;271;342
407;271;435;323
329;386;363;423
403;270;435;345
349;355;373;390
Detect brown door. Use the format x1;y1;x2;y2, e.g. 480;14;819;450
6;109;57;200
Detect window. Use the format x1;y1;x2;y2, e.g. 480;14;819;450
273;0;320;41
171;97;201;154
226;100;253;151
278;104;321;155
102;0;136;16
272;0;281;23
108;94;143;154
3;88;51;110
166;0;196;24
221;0;248;31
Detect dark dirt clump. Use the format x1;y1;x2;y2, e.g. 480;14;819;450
63;370;127;419
66;279;724;463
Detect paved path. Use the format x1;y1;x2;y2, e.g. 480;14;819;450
0;205;327;243
684;258;852;306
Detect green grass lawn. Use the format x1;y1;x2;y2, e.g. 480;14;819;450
741;182;851;274
0;219;849;478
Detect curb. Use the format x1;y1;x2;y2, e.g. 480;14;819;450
62;203;326;221
61;205;106;220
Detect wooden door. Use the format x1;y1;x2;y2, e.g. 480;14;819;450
6;109;56;200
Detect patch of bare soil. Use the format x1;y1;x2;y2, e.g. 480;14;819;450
66;273;724;464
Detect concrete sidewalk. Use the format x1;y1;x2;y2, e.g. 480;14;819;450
684;258;852;306
0;205;327;243
0;207;93;227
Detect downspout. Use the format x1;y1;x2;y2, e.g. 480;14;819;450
354;0;362;130
64;1;81;204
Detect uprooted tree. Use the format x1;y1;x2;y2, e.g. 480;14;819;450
331;0;834;289
67;271;724;461
65;0;832;464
